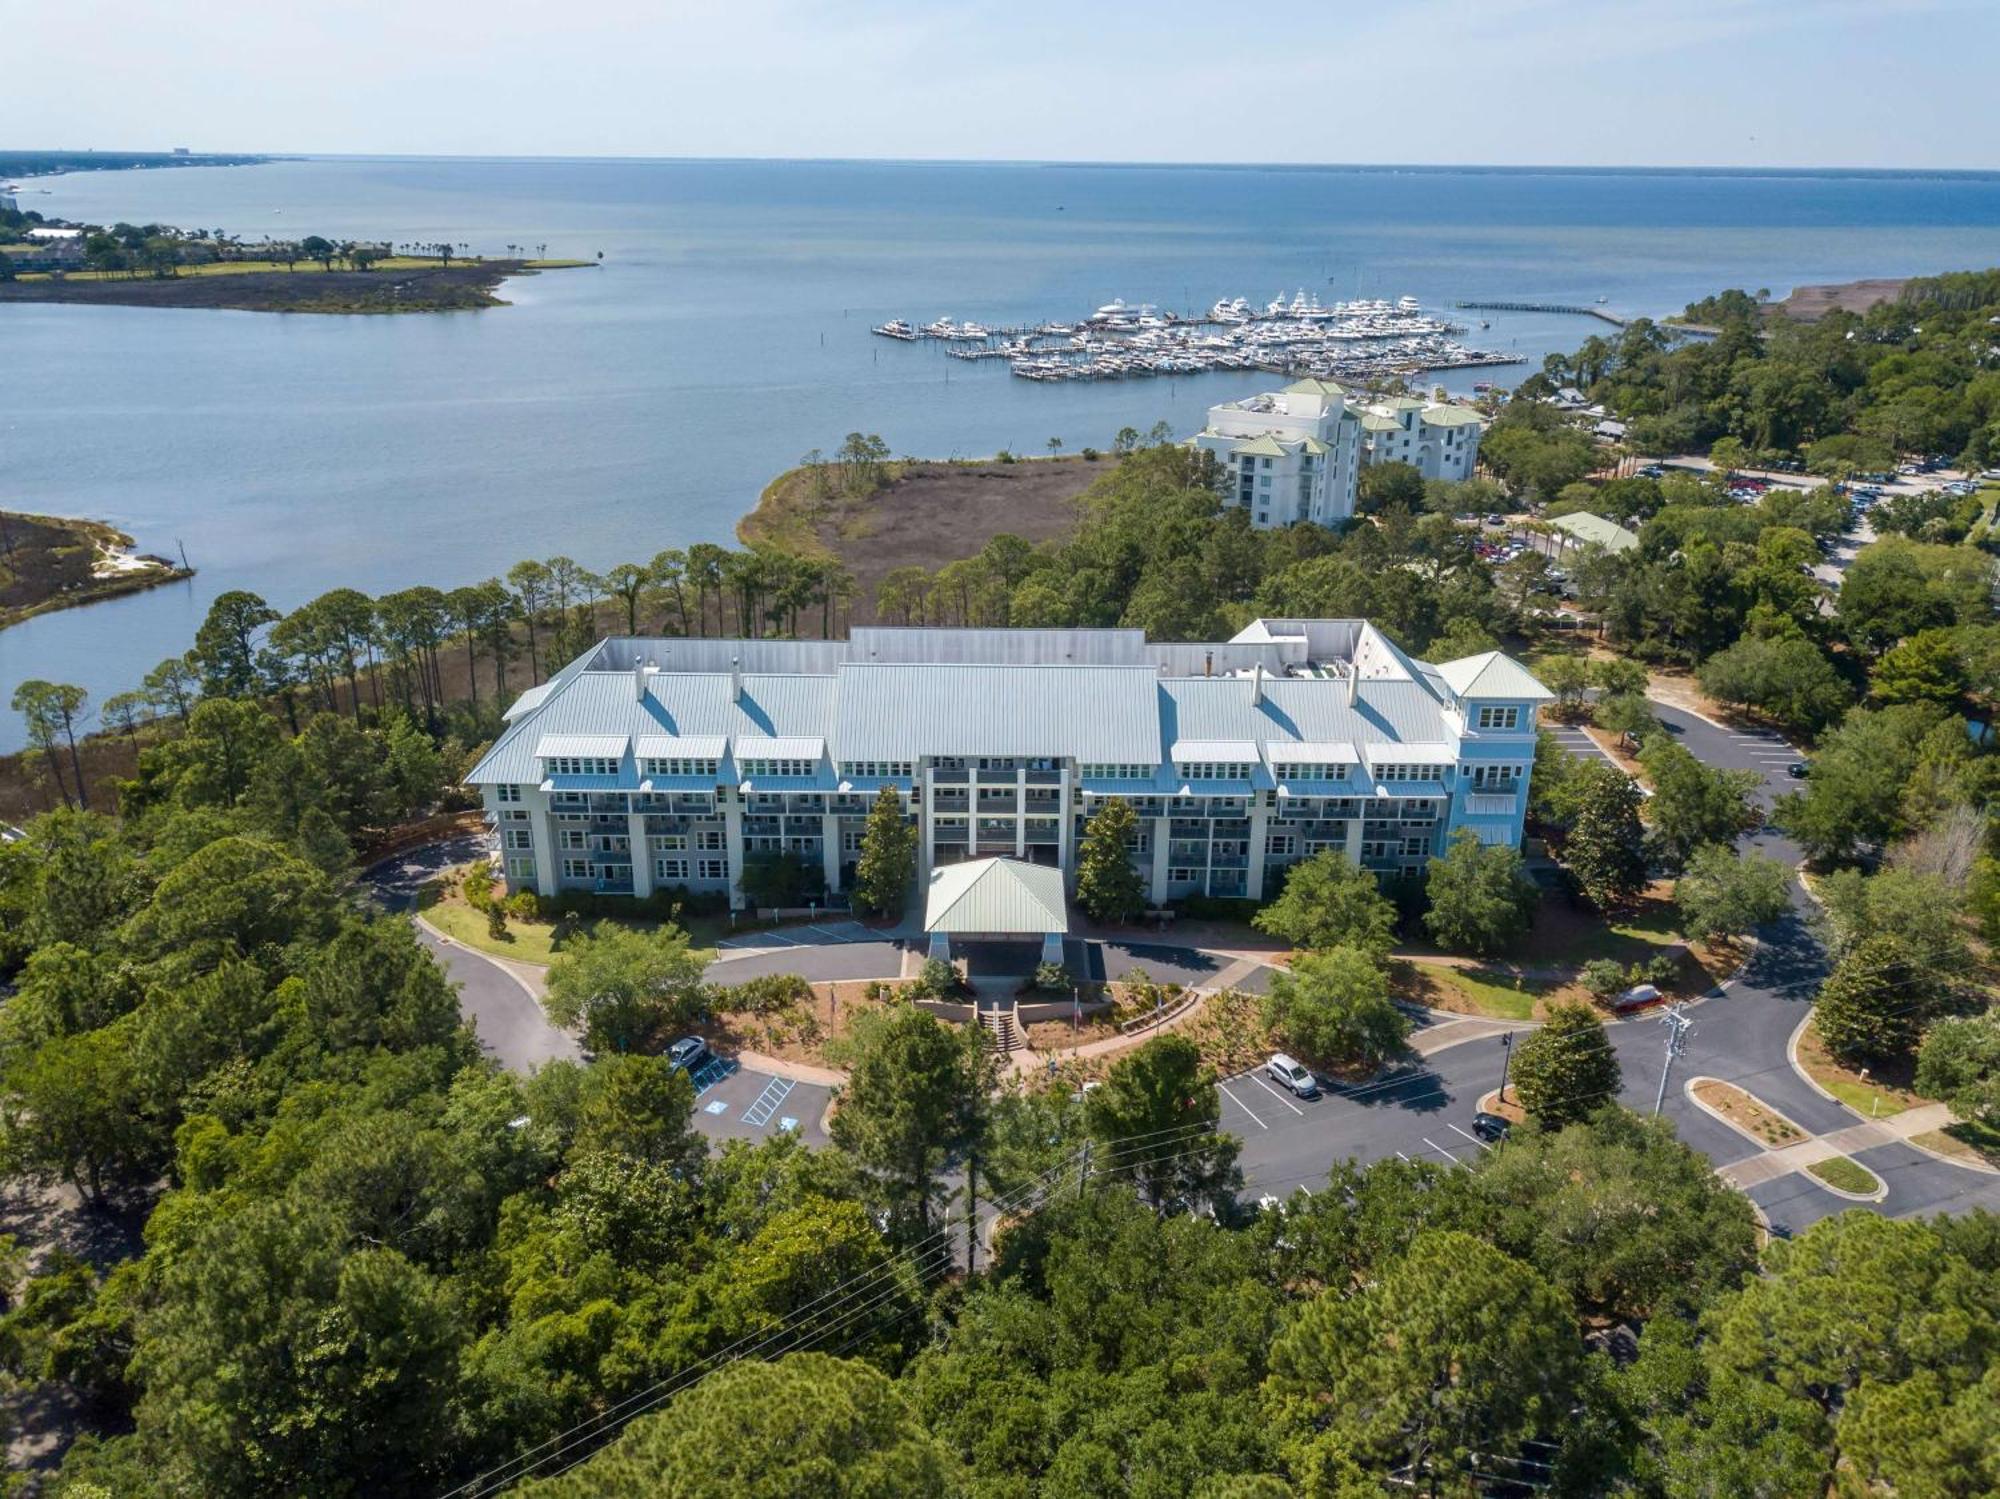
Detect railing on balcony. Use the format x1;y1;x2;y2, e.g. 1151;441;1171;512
1024;769;1064;786
1464;792;1519;816
932;768;970;785
1024;818;1060;843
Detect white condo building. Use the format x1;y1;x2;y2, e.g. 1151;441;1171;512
1194;381;1487;530
465;621;1551;911
1192;379;1361;529
1358;395;1486;481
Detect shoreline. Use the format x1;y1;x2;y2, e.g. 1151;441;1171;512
0;511;194;633
0;256;592;315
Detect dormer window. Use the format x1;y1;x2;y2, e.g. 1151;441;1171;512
1475;706;1519;731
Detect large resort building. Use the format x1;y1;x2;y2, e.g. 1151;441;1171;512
466;620;1551;911
1194;381;1487;530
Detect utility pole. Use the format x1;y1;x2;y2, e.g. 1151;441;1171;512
964;1145;977;1278
1653;1003;1693;1117
1498;1031;1514;1104
1078;1138;1093;1200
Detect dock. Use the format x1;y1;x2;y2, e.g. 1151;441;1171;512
1455;300;1628;327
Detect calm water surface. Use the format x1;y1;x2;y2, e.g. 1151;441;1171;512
4;157;1999;748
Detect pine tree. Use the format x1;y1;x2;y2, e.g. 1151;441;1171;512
852;786;917;919
1561;761;1648;911
1510;1001;1621;1127
1075;797;1147;924
1814;933;1936;1065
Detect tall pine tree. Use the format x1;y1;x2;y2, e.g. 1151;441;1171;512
1075;797;1148;923
852;785;917;919
1562;761;1648;911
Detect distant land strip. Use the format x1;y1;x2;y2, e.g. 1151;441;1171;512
0;256;592;314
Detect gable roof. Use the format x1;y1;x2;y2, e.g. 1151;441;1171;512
1283;377;1346;397
1550;510;1639;553
1434;651;1554;703
1231;434;1289;458
924;857;1068;935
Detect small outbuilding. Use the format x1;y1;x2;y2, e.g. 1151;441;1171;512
923;856;1068;967
1549;510;1639;556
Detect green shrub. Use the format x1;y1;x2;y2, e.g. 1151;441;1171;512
485;903;507;939
1580;958;1627;999
913;957;959;998
1643;953;1680;988
718;972;813;1016
505;890;542;921
1033;961;1069;993
462;864;496;911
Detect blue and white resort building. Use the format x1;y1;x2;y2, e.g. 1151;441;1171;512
464;620;1552;909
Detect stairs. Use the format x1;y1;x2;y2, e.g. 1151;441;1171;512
980;1004;1019;1053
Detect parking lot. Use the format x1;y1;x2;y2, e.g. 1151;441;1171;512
684;1053;833;1146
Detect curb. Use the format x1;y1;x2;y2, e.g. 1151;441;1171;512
415;911;549;1007
1787;1009;1842;1108
1684;1074;1812;1153
1802;1155;1888;1203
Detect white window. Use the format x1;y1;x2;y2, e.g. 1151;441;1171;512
1276;762;1348;782
643;757;718;778
1359;841;1390;860
1081;763;1151;780
504;829;533;851
1267;833;1295;856
1476;706;1520;731
653;833;688;850
1168;867;1202;883
743;758;815;778
1402;837;1430;857
697;858;728;881
495;784;522;804
1373;763;1445;782
1178;762;1253;781
559;829;586;851
842;831;865;853
506;857;535;880
547;756;619;777
655;857;688;880
840;761;913;779
696;829;724;851
1468;763;1523;791
561;858;591;879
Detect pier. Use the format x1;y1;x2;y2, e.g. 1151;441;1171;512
1454;299;1628;327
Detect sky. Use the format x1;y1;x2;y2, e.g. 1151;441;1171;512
7;0;1996;170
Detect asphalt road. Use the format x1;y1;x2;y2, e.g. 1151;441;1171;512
1231;703;2000;1233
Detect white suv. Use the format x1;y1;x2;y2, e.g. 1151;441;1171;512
1265;1053;1318;1099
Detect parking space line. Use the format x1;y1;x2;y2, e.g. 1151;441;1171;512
1447;1122;1492;1153
1249;1075;1307;1115
742;1076;796;1127
1218;1082;1267;1130
1420;1136;1460;1164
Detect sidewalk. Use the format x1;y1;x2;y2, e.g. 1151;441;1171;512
1717;1102;1988;1192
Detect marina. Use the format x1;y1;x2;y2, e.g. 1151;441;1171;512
872;289;1521;384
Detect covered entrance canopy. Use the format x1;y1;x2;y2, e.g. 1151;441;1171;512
923;856;1069;966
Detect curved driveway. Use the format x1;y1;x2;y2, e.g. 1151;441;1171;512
1238;703;2000;1234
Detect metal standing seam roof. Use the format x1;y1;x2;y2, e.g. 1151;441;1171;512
1363;742;1457;766
634;734;728;761
833;664;1163;764
923;857;1069;936
733;736;827;761
1549;511;1639;554
1433;652;1557;703
1169;740;1261;763
1229;434;1291;458
534;733;631;760
1422;404;1485;427
1265;741;1361;764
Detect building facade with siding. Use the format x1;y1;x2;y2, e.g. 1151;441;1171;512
465;621;1550;909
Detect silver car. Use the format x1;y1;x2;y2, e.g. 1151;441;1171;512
1264;1053;1318;1099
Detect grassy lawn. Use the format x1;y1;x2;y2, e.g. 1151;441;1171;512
420;885;566;964
1807;1155;1882;1195
1396;961;1545;1021
1913;1119;2000;1169
1794;1019;1924;1118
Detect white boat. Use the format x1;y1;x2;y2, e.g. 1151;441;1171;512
1397;295;1421;313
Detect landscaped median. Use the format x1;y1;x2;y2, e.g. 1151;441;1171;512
1687;1077;1808;1150
1790;1012;2000;1170
1805;1154;1887;1200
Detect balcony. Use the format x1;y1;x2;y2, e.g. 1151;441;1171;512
975;818;1015;840
1022;791;1061;812
1464;792;1519;816
743;817;782;837
1024;817;1060;844
1024;769;1064;786
932;791;969;813
932;768;970;785
976;793;1019;814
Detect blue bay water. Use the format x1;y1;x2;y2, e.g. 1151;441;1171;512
4;156;2000;749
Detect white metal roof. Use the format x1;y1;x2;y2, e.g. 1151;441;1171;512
1433;651;1556;702
733;736;826;761
1266;741;1361;763
923;857;1069;936
1364;742;1456;766
634;734;727;760
535;733;630;760
1169;739;1261;762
